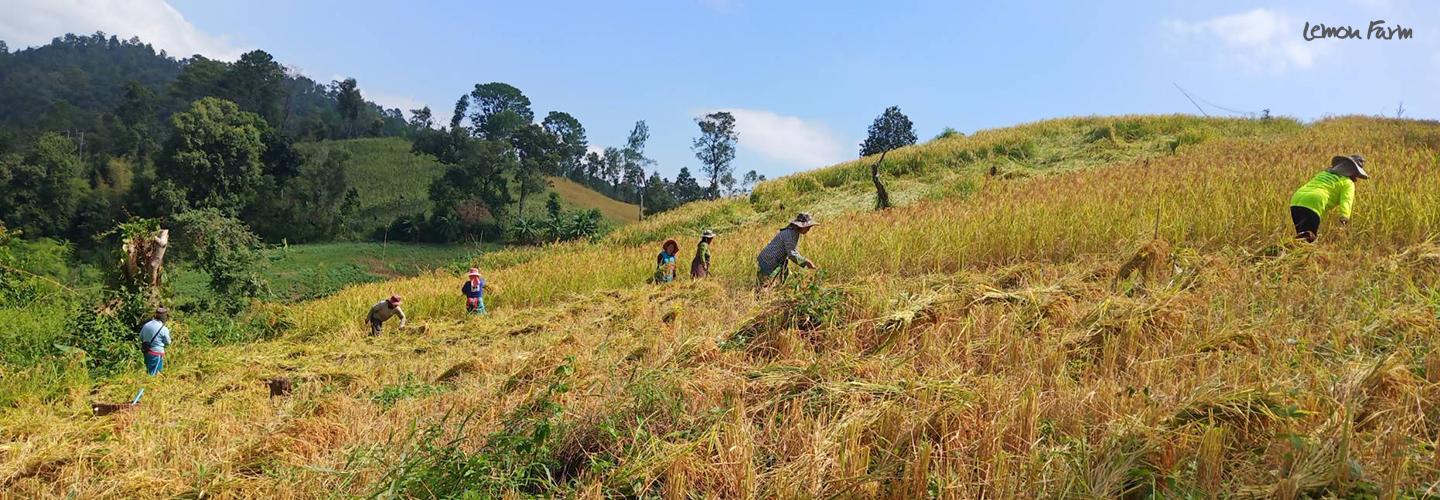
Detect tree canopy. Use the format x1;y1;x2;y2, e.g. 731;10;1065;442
859;106;917;157
692;111;738;198
159;97;268;215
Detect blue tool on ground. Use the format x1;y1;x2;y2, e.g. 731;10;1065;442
130;388;145;405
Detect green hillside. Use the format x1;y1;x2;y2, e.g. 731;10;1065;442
545;176;641;223
297;138;639;232
295;138;447;232
9;115;1440;497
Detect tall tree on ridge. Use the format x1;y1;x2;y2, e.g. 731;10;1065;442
513;123;557;213
332;78;363;138
541;111;587;177
859;105;916;157
450;94;470;130
671;167;705;204
226;50;285;124
408;106;433;131
468;82;532;141
621;120;652;203
692;111;737;199
642;171;678;215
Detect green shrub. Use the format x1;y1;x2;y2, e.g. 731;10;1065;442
784;273;847;331
991;139;1038;161
791;175;823;194
727;273;849;349
371;375;450;410
1112;119;1150;141
173;209;269;312
1085;124;1117;144
1170;128;1214;153
60;297;142;375
372;358;577;497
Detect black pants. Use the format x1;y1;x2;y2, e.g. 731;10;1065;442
1291;206;1320;240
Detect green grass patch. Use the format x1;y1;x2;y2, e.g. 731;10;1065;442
296;138;448;234
372;375;451;410
174;242;495;303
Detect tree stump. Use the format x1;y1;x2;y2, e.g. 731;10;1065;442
871;151;891;210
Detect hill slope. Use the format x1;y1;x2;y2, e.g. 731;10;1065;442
545;176;641;224
7;115;1440;497
296;138;640;232
295;137;448;233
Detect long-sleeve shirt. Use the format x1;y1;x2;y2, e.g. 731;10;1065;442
369;301;406;327
461;279;486;299
1290;171;1355;219
691;241;711;277
757;227;808;275
138;319;171;355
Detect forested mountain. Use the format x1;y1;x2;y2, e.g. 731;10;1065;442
0;32;421;244
0;32;407;155
0;32;738;250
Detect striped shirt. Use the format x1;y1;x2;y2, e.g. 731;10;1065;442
757;227;808;275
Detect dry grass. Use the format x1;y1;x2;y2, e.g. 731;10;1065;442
546;176;641;224
5;115;1440;497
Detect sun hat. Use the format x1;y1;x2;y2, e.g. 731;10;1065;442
388;294;403;304
788;212;818;228
1328;155;1369;179
662;239;679;252
701;229;716;238
467;267;481;277
154;307;169;319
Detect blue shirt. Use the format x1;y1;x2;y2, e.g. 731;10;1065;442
139;319;171;354
655;251;678;282
462;278;486;299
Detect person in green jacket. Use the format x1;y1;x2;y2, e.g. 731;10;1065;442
1289;155;1368;243
690;230;715;278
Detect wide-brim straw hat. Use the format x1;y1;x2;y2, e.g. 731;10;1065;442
1328;155;1369;179
789;212;818;228
467;267;481;277
388;294;403;304
701;230;716;238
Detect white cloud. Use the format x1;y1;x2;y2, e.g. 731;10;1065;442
1164;9;1322;74
0;0;243;59
713;108;848;170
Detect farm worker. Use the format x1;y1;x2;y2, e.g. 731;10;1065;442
1290;155;1368;243
461;268;492;315
691;230;716;278
654;239;680;283
757;212;819;285
366;294;406;335
137;307;171;376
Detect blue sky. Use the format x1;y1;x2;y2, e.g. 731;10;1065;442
2;0;1437;179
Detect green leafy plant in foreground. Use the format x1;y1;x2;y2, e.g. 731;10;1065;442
372;358;576;498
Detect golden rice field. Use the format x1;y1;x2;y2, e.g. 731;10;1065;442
4;115;1440;498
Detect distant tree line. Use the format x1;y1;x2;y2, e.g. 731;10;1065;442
0;33;782;251
0;32;421;246
405;84;769;242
